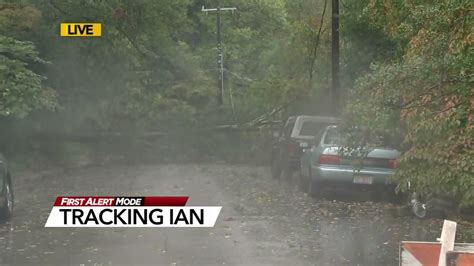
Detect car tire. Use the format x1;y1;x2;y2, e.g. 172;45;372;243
412;201;428;219
0;177;13;220
409;193;430;219
271;158;281;179
307;168;322;198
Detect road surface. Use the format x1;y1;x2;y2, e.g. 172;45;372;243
0;163;472;265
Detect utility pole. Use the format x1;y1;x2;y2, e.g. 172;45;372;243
331;0;340;110
202;4;237;106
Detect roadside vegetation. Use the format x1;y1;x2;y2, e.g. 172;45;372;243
0;1;472;208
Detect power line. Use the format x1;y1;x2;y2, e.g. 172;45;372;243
201;4;237;106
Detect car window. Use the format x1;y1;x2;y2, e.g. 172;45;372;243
285;122;295;137
346;127;400;148
323;127;341;145
299;121;332;137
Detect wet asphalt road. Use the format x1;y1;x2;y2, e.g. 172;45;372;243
0;163;472;265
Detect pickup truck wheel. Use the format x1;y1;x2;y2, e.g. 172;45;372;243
0;180;13;219
271;159;281;179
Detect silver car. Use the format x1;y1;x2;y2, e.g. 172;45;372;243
271;116;340;179
299;125;400;197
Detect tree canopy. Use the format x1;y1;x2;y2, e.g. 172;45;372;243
342;0;473;207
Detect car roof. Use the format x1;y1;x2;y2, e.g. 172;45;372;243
290;116;340;139
294;115;340;123
286;115;340;124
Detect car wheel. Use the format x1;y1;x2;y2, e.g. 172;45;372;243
0;180;13;219
271;158;281;179
412;202;427;219
307;168;322;198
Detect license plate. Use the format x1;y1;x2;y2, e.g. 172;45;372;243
353;175;373;184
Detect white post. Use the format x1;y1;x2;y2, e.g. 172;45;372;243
437;220;457;266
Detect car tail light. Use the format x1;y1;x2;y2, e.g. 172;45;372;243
388;159;397;169
319;154;340;165
288;141;297;156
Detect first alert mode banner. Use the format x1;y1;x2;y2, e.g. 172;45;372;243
45;197;222;228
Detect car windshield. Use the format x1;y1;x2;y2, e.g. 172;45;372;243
299;121;331;137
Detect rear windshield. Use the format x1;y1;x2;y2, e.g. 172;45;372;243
323;127;400;148
323;127;341;145
299;121;330;137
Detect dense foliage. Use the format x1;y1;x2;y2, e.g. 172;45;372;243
0;3;57;118
343;0;473;207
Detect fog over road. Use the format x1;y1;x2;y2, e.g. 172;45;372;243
0;164;471;265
